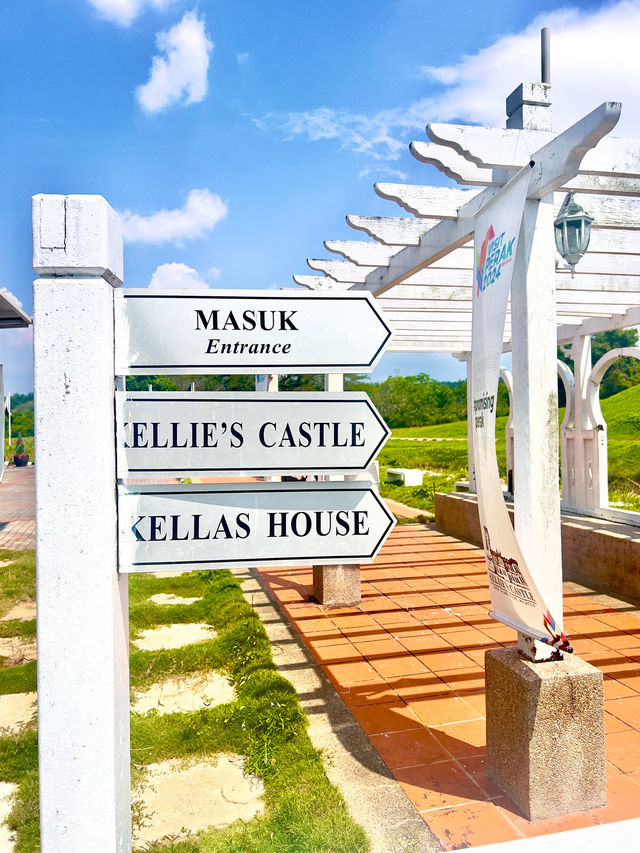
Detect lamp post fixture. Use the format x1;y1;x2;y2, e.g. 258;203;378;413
554;191;593;276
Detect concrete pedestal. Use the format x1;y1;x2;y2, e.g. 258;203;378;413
313;564;361;607
486;648;606;821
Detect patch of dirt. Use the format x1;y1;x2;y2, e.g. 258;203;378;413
148;594;201;606
0;693;36;733
133;755;264;846
0;601;36;622
133;623;216;651
0;637;36;666
0;781;17;852
132;672;235;716
151;572;186;578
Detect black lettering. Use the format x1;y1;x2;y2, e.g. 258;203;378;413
291;511;311;537
236;513;250;539
203;423;217;448
132;422;147;448
268;512;287;537
170;515;188;541
278;423;295;448
315;511;331;537
353;511;369;536
222;311;240;331
171;422;187;449
132;515;146;541
191;422;199;448
282;343;291;354
298;422;312;448
316;422;330;447
206;338;220;353
335;511;350;536
259;422;276;448
242;310;256;330
151;423;168;448
149;515;166;541
259;310;275;331
230;422;243;447
192;514;210;540
213;515;232;539
195;309;218;330
280;310;298;331
332;422;348;447
351;422;365;447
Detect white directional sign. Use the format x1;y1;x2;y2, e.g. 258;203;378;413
116;391;390;477
118;481;395;572
114;289;393;374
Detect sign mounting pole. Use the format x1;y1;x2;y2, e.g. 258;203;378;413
33;195;131;852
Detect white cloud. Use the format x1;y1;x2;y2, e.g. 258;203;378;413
358;165;408;180
207;266;222;280
121;189;228;245
87;0;174;27
255;1;640;160
136;12;213;113
236;52;249;65
149;262;210;289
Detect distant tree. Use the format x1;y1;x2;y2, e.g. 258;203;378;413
126;375;178;391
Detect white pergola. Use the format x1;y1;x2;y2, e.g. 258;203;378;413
293;81;640;530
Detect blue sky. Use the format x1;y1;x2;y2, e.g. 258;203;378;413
1;0;638;392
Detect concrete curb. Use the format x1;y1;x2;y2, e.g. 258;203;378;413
234;567;443;853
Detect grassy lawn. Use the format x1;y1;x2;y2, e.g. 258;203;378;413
379;384;640;514
0;554;369;853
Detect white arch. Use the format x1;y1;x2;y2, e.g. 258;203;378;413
557;359;575;431
587;347;640;428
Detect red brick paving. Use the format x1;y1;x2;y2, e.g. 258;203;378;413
256;523;640;850
0;466;35;550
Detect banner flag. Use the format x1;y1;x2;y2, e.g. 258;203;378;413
471;168;571;652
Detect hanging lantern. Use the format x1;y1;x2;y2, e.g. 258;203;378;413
554;191;593;275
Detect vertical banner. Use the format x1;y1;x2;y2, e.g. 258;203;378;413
472;169;571;651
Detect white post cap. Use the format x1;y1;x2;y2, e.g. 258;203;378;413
32;194;123;286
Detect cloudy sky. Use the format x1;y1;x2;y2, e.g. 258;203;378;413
1;0;638;391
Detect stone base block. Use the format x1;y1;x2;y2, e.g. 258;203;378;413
486;648;606;821
313;564;361;607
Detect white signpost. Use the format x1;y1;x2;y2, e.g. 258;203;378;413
114;289;392;373
116;391;389;476
118;481;394;572
33;195;394;852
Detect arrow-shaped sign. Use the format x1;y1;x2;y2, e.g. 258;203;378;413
115;391;390;477
118;481;395;573
114;290;392;374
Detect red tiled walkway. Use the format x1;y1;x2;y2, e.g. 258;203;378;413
0;466;35;550
256;524;640;850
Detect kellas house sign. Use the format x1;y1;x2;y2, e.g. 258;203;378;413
118;481;395;572
115;290;393;374
116;391;390;477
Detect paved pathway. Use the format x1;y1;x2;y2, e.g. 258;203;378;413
256;524;640;850
0;467;35;550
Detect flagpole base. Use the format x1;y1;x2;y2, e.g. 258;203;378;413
486;647;606;821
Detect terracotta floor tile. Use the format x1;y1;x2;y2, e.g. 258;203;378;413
605;729;640;773
458;755;503;799
597;612;640;631
394;760;487;812
567;635;611;655
602;675;638;700
399;634;453;655
324;660;380;687
439;629;494;652
462;691;487;717
331;613;378;630
374;611;423;629
464;647;502;667
350;700;422;735
436;667;485;694
591;772;640;823
494;797;598;838
306;641;361;665
370;654;428;679
427;800;523;849
370;727;452;769
407;694;482;727
353;637;405;657
387;673;453;700
337;680;399;708
299;626;346;647
291;616;335;634
480;625;519;644
605;694;640;728
431;719;487;759
417;649;478;673
604;710;631;734
337;625;391;644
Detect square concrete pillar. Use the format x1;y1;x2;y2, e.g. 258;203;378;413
313;564;361;607
486;648;606;821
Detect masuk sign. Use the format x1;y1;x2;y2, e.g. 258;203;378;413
116;390;390;476
114;289;392;373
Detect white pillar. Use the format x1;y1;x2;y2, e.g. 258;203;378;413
465;357;477;492
571;335;593;509
33;195;131;852
511;195;564;658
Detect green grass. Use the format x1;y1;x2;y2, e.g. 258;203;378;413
0;556;368;853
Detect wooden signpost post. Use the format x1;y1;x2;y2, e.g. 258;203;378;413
33;194;393;852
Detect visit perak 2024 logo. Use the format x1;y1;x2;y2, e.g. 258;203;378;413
475;225;516;296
